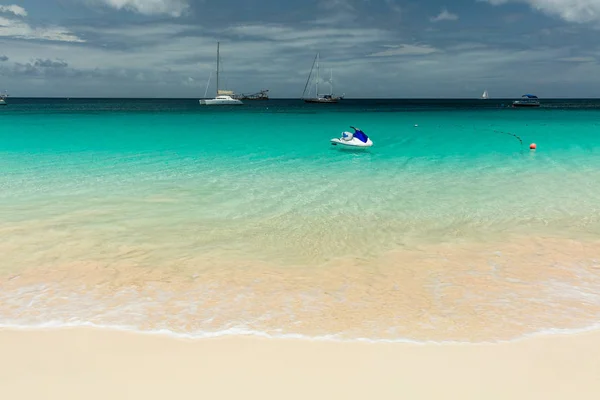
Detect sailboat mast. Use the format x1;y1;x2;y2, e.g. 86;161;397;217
302;53;319;99
204;71;212;98
216;42;220;96
316;52;319;96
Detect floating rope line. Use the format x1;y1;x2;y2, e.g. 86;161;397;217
493;130;523;146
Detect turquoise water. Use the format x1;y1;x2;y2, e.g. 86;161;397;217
1;99;600;341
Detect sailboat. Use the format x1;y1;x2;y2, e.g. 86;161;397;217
199;42;243;106
0;90;8;106
481;90;489;100
302;53;344;103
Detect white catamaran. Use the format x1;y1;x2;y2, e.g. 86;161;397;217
481;90;489;100
302;53;344;103
0;90;8;106
199;42;243;106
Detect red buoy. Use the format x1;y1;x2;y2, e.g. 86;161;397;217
530;143;537;150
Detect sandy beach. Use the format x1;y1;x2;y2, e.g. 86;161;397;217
3;101;600;399
1;328;600;400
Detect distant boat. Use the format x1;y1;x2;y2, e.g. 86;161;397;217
0;90;8;106
233;89;269;100
302;53;344;104
481;90;489;100
512;94;540;108
199;42;243;106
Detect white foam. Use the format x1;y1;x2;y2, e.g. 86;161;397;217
2;319;600;346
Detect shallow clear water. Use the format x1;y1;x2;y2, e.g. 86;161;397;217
1;98;600;342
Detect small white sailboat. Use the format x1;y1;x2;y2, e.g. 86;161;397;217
331;127;373;148
481;90;489;100
199;42;243;106
0;90;8;106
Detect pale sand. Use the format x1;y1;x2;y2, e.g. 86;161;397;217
1;328;600;399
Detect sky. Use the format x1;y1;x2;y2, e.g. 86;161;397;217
1;0;600;98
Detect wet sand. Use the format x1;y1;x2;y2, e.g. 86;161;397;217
1;328;600;400
2;236;600;342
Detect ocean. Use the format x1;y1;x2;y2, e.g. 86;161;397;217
1;98;600;342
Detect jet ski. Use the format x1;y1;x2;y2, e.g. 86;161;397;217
330;126;373;148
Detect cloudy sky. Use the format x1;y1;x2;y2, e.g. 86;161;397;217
1;0;599;98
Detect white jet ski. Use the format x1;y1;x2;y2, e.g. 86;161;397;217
331;126;373;148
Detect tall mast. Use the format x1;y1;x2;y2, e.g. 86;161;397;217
316;52;319;96
204;71;212;98
302;53;318;99
216;42;220;96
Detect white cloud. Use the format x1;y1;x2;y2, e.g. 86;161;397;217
227;24;389;50
430;9;459;22
91;0;190;17
0;5;27;17
314;0;368;25
318;0;355;12
384;0;402;14
483;0;600;23
368;44;440;57
0;16;84;42
0;4;83;42
558;56;596;62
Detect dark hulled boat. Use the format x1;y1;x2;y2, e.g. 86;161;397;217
233;89;269;100
512;94;540;108
301;53;344;104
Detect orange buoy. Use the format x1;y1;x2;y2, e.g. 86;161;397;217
530;143;537;150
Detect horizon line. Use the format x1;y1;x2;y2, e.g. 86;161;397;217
6;96;600;100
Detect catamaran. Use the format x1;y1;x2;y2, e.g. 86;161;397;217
302;53;344;103
481;90;489;100
199;42;243;106
0;90;8;106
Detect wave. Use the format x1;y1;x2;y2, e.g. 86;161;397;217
2;318;600;346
